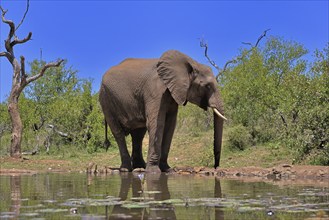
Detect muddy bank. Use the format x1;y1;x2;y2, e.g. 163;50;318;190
84;163;329;180
1;161;328;182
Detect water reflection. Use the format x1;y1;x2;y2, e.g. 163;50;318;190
214;177;224;220
0;173;328;219
108;173;176;219
10;175;21;218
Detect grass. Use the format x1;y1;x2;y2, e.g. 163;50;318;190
0;129;294;172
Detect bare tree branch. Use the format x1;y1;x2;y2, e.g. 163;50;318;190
1;7;15;51
15;0;30;32
241;29;271;48
20;56;27;85
1;4;32;57
0;51;12;60
200;29;271;82
20;56;26;77
241;42;253;47
11;32;32;47
26;59;64;84
255;29;270;47
199;39;221;73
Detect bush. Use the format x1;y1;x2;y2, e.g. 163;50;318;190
176;103;213;136
227;124;252;151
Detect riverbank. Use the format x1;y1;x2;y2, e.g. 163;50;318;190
1;131;327;181
1;156;328;184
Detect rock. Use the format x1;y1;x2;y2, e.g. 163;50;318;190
282;164;292;168
86;162;95;173
70;208;78;214
194;167;204;173
178;171;191;175
93;164;98;174
199;170;211;176
234;172;242;177
318;170;325;177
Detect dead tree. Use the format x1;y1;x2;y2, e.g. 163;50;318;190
0;2;64;158
200;29;270;82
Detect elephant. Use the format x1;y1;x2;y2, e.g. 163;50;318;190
99;50;226;173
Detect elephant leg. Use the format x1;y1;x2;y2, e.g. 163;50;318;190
130;127;147;169
159;110;177;172
146;113;166;173
106;116;132;171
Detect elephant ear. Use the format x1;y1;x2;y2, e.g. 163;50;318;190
157;50;196;105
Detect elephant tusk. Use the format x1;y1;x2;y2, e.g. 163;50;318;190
213;108;227;121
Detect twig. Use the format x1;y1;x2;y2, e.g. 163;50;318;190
199;39;221;73
200;29;270;82
255;29;270;47
26;59;64;84
15;0;30;32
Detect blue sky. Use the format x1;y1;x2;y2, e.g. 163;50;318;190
0;1;328;102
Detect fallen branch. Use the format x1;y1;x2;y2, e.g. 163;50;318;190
47;124;71;139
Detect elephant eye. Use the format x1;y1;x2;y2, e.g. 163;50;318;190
206;84;212;90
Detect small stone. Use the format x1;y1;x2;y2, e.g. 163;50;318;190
70;208;78;214
198;171;210;175
282;164;292;168
318;170;325;177
234;172;241;177
194;167;205;173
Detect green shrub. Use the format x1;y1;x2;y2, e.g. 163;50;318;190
227;124;252;151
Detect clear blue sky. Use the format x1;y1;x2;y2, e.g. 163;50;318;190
1;1;328;102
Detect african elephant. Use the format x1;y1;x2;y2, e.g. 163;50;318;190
99;50;226;173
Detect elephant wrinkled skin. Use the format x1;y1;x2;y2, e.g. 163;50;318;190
99;50;225;173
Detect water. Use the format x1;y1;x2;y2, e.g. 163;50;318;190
0;173;328;219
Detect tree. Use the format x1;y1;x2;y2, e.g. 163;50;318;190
0;2;63;158
21;60;93;152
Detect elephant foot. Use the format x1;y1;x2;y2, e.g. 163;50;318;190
132;159;146;169
120;167;130;172
159;162;171;172
146;165;161;173
120;163;132;172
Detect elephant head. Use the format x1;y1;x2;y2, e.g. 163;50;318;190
157;50;226;168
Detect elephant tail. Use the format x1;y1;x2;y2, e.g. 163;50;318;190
104;118;111;151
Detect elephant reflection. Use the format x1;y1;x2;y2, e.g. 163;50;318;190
215;177;224;220
108;173;176;220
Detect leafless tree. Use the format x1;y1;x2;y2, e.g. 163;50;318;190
200;29;270;82
0;1;64;158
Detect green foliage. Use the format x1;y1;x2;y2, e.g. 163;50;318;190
0;59;114;155
221;37;329;165
1;38;327;167
0;102;11;154
176;103;213;136
227;124;252;151
84;93;116;153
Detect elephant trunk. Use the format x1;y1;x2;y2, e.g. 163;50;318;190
213;110;224;169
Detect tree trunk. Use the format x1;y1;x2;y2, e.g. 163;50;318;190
8;94;23;158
